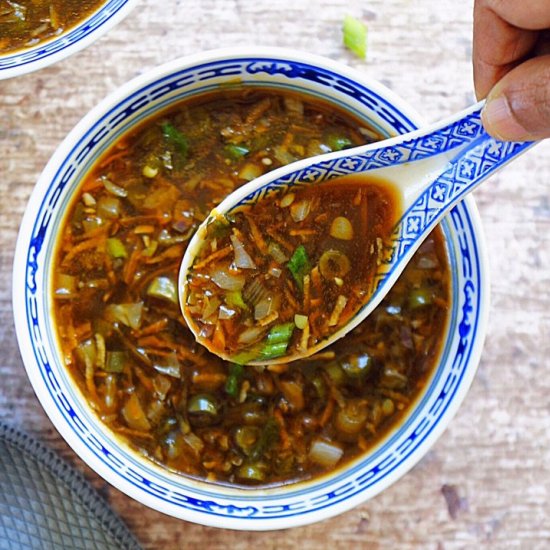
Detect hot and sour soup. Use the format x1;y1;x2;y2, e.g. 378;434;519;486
184;175;401;363
52;88;451;486
0;0;105;53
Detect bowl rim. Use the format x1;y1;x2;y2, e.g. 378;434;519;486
12;46;490;530
0;0;138;80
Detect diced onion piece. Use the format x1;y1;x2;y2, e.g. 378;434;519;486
55;273;77;295
103;177;128;197
268;266;282;278
218;304;237;319
97;196;122;220
211;267;245;290
105;302;144;330
238;326;266;345
254;296;274;320
290;199;311;222
294;314;308;330
330;216;354;240
319;249;351;279
147;276;178;305
230;234;257;269
201;296;222;320
122;393;151;431
309;439;344;468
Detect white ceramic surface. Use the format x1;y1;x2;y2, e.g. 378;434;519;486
0;0;138;80
12;48;489;530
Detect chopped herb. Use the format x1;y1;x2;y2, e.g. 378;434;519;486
343;15;367;60
287;245;311;290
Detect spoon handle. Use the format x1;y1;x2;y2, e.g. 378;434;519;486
384;102;535;272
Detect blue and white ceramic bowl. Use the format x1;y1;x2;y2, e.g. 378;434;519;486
0;0;137;80
12;48;489;530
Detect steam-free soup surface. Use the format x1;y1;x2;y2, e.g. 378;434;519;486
0;0;105;53
52;88;450;486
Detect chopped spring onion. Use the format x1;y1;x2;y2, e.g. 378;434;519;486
329;216;354;240
259;341;289;360
187;394;219;416
104;302;144;330
104;351;127;373
106;237;128;259
224;144;250;160
249;417;279;461
147;276;178;305
265;322;295;345
162;122;189;161
343;15;367;60
287;245;311;290
258;323;295;360
237;462;265;482
225;289;248;310
326;134;353;151
319;249;350;279
294;314;308;330
225;363;244;398
408;288;433;309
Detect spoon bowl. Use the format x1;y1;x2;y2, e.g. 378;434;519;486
179;101;534;364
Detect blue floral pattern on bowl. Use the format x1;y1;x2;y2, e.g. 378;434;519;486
13;51;489;530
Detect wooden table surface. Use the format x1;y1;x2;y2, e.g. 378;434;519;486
1;1;549;548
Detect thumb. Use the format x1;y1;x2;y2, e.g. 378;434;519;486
481;55;550;141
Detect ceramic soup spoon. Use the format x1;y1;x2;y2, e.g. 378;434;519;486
179;101;534;365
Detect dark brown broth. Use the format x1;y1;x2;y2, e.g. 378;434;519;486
52;88;450;486
0;0;105;53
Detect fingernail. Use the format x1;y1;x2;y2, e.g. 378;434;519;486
482;95;530;141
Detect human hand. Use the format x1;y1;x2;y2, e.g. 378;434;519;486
473;0;550;141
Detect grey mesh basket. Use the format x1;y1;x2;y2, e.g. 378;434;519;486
0;422;142;550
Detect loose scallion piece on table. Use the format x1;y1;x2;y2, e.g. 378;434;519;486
343;15;367;60
287;245;311;290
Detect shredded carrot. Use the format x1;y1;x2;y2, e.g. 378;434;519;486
319;397;335;427
134;318;170;338
192;245;232;270
61;234;105;266
302;274;311;311
246;217;269;254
